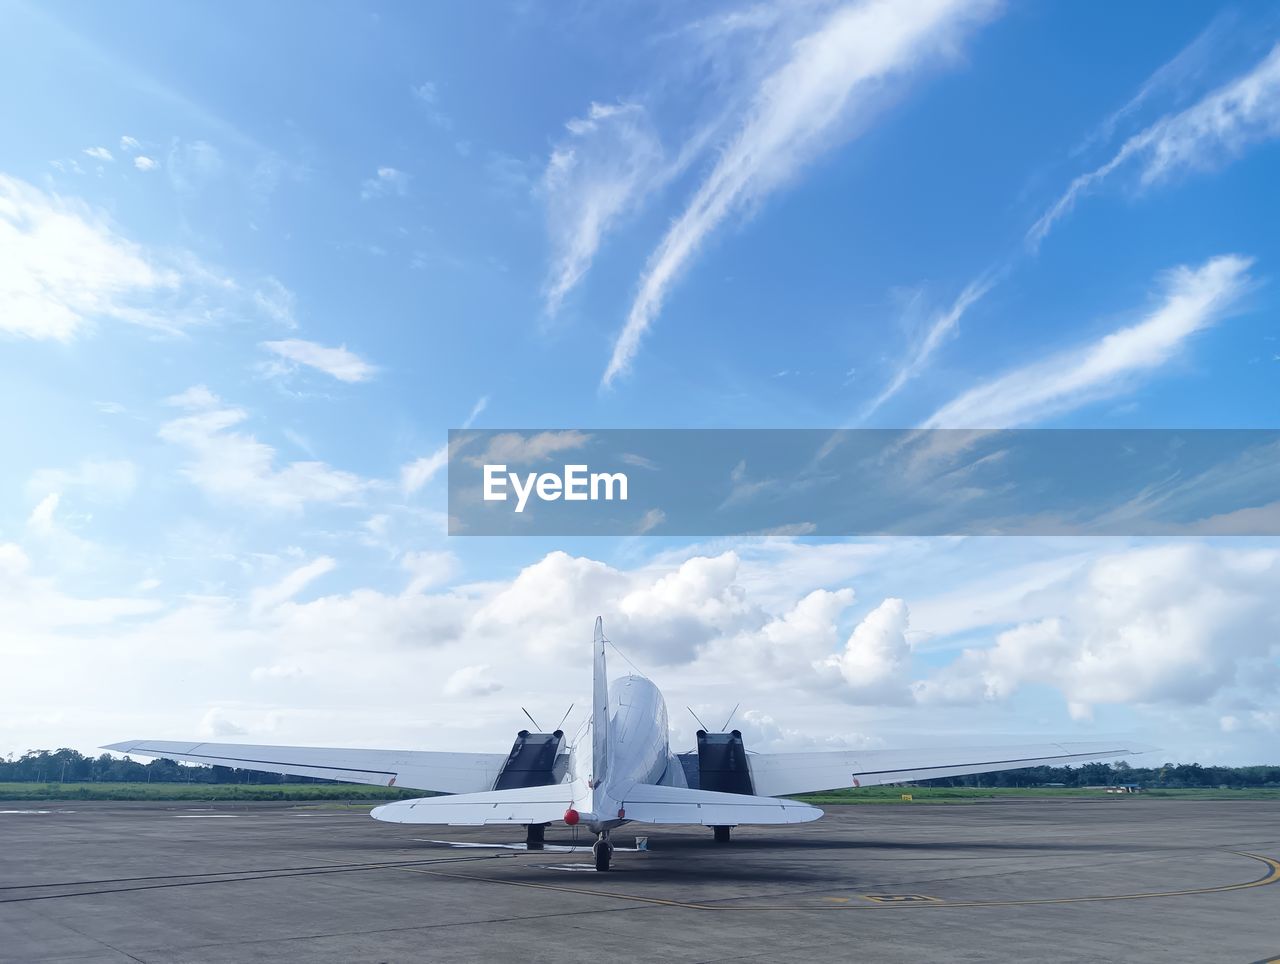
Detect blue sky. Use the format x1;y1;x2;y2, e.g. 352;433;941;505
2;1;1278;763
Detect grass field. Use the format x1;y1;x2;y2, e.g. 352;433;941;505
2;782;1279;803
0;782;419;802
797;786;1280;804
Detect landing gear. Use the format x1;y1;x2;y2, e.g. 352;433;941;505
713;825;732;844
592;832;614;871
525;823;546;851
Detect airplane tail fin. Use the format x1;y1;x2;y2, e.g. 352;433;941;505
592;616;608;787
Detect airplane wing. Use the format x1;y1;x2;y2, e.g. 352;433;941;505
372;783;576;826
747;740;1152;797
102;740;507;794
617;782;822;826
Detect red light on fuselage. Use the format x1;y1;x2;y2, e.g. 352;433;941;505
563;808;580;825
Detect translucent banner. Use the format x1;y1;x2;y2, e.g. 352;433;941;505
446;429;1280;537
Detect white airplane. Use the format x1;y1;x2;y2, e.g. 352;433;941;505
106;618;1149;871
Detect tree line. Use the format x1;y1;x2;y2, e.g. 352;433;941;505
0;749;326;785
3;749;1279;789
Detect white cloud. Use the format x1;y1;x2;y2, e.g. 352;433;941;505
443;664;502;697
167;140;224;194
28;459;138;503
603;0;999;385
401;446;448;495
165;384;220;410
462;430;591;466
83;147;113;162
119;136;141;152
462;395;489;429
26;493;60;531
253;277;297;328
1030;43;1280;248
0;175;181;340
199;707;248;738
915;544;1280;716
251;556;337;614
924;254;1253;428
133;156;158;172
541;102;668;314
401;550;458;594
820;597;914;702
251;663;306;683
158;392;372;511
261;338;378;383
636;508;666;534
361;166;409;200
861;275;995;419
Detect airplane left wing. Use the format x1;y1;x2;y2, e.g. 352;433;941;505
102;740;507;794
748;740;1153;797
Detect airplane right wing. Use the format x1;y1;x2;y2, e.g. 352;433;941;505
617;782;822;826
748;740;1153;797
102;740;507;794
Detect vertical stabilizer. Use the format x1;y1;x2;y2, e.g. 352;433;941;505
592;616;608;787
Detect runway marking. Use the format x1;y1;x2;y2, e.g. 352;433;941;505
393;850;1280;912
863;894;939;903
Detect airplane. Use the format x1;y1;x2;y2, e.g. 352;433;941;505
106;617;1150;871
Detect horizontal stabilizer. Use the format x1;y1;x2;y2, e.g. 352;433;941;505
616;782;822;826
102;740;506;795
371;782;577;826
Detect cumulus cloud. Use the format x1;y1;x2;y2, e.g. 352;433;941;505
443;664;502;697
1030;43;1280;248
261;338;379;383
199;707;248;738
915;544;1280;716
158;389;372;511
133;156;158;172
820;597;914;702
83;147;113;162
924;254;1253;428
603;0;999;385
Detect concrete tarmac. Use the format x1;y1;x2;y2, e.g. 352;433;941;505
1;798;1277;963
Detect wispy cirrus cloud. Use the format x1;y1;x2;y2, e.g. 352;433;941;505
861;273;997;421
0;175;183;340
261;338;379;383
923;254;1254;428
541;102;668;316
1029;43;1280;249
602;0;1000;386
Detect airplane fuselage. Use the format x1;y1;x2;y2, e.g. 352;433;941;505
572;674;676;833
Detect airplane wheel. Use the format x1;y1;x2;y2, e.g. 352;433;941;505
593;838;613;871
